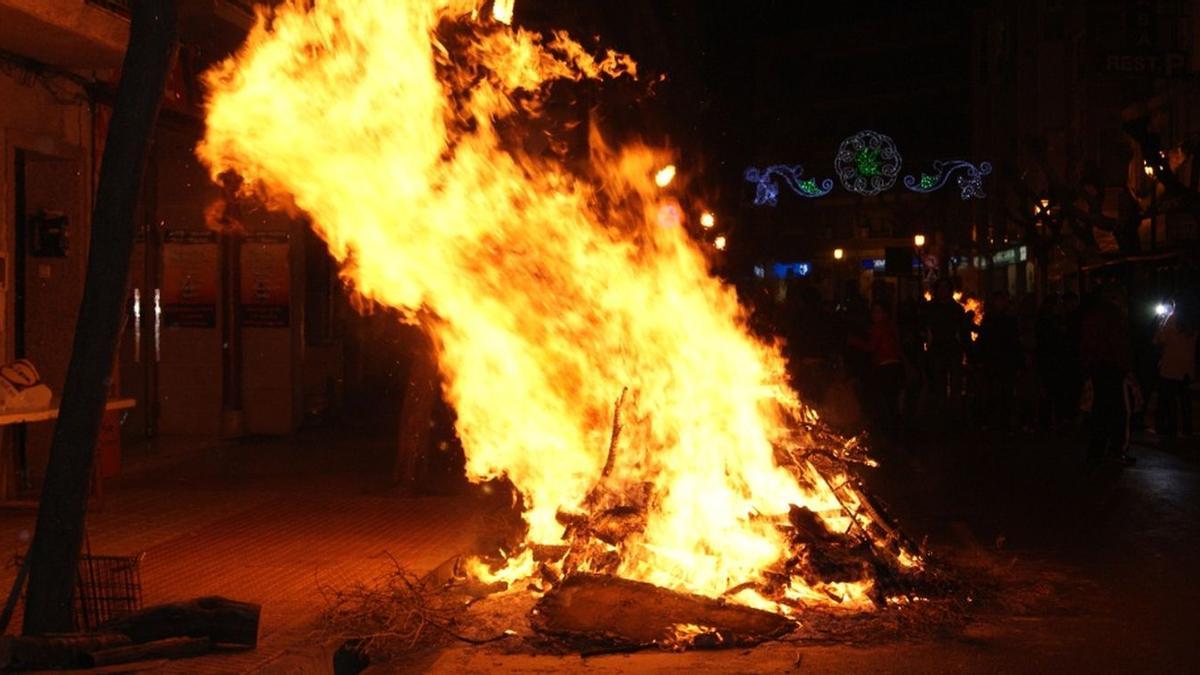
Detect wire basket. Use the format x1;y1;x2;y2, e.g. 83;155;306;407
73;552;145;631
12;551;145;631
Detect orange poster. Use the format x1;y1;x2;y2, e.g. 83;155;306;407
161;229;218;328
240;232;290;327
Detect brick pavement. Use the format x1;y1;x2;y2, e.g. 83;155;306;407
0;432;490;673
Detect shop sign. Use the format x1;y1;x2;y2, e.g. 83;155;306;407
161;229;218;328
240;232;291;328
991;245;1028;266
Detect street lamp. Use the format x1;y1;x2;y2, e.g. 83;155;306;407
655;164;676;188
913;233;926;248
833;247;844;260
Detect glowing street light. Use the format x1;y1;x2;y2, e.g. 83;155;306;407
492;0;514;23
913;233;926;247
700;211;716;229
655;164;676;188
833;248;844;260
714;235;727;251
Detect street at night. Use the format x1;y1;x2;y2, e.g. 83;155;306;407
0;0;1198;673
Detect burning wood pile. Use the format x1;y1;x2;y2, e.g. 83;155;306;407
201;0;956;657
480;396;923;604
452;412;936;651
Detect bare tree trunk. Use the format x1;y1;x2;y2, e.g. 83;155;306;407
22;0;178;635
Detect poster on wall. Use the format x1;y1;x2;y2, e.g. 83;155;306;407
161;229;218;328
240;232;290;328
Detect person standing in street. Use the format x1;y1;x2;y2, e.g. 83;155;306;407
1154;301;1197;439
978;291;1021;431
924;279;968;424
849;301;905;439
1080;286;1137;465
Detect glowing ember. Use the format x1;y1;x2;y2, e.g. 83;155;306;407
200;0;915;611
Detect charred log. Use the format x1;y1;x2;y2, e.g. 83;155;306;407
533;574;793;652
99;596;260;647
86;636;212;667
0;633;131;670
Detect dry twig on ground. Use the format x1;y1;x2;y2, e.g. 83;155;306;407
317;554;508;660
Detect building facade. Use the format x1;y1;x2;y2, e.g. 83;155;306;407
971;0;1200;297
0;0;347;497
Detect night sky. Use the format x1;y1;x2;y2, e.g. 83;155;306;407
515;1;976;261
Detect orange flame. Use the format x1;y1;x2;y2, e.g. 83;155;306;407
199;0;878;606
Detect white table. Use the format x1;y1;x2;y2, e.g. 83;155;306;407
0;398;136;426
0;398;137;504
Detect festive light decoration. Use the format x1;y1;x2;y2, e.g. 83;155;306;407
902;160;993;199
743;164;833;206
833;248;844;260
700;211;716;229
836;130;902;196
745;131;990;205
913;233;926;247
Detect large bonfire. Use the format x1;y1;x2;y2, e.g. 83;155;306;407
199;0;920;617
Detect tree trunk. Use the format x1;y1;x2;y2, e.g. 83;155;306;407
22;0;178;635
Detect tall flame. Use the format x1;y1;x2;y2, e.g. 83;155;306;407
200;0;864;604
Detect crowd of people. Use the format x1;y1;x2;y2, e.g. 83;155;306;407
749;277;1198;463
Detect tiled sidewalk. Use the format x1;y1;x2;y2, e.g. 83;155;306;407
0;432;489;673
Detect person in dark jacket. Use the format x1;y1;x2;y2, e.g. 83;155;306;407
1080;286;1136;465
978;291;1021;430
924;278;968;419
850;301;905;437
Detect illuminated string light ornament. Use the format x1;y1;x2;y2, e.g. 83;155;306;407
743;165;833;206
902;160;993;199
745;133;990;204
836;130;902;196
